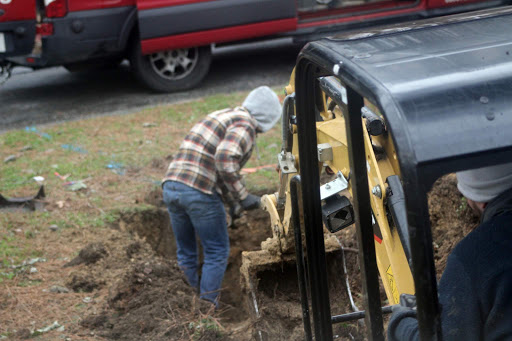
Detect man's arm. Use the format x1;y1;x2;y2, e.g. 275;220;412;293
215;124;255;201
388;254;482;341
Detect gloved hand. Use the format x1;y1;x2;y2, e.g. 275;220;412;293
230;202;243;219
388;294;418;341
391;304;416;316
241;193;261;210
390;294;417;319
399;294;417;309
228;202;243;228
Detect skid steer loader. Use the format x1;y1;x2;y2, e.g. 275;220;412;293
241;5;512;341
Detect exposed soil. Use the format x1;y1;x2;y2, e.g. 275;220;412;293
60;192;276;341
75;175;476;341
0;175;476;340
428;174;479;278
64;242;108;267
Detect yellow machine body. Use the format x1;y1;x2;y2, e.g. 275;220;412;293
263;70;415;305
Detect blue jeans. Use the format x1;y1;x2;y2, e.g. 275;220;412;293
162;181;229;304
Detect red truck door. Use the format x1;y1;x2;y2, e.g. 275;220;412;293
135;0;298;55
129;0;297;93
0;0;37;58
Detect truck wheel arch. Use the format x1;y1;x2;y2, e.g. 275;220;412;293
118;6;138;52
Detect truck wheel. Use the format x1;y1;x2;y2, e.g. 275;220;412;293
131;43;211;93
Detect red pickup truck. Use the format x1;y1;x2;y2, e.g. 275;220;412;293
1;0;510;92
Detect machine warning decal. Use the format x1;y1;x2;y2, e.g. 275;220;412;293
372;214;383;244
386;265;399;304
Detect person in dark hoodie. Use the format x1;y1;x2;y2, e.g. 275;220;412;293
388;163;512;340
161;86;281;306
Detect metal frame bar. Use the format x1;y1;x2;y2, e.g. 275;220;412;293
405;174;442;340
290;175;313;341
318;74;385;339
295;58;333;341
332;305;393;324
345;86;385;340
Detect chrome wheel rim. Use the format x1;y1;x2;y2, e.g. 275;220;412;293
149;47;199;80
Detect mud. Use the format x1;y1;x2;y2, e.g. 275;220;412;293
64;242;108;267
72;175;473;341
67;274;104;293
14;328;32;339
98;259;212;340
253;251;364;341
428;174;479;277
117;207;176;258
72;196;275;340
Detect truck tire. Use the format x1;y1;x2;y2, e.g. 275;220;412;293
130;42;211;93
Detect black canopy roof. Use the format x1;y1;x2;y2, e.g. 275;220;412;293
303;6;512;187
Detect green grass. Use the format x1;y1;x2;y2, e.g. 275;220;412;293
0;88;286;287
189;316;223;340
17;279;43;287
1;129;47;149
0;234;44;282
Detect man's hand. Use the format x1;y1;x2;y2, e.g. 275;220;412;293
241;193;261;210
228;202;243;228
230;202;243;219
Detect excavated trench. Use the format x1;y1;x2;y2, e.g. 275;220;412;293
112;200;366;340
108;175;479;340
67;171;483;341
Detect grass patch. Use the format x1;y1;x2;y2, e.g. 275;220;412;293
17;279;43;287
0;88;285;285
189;316;223;340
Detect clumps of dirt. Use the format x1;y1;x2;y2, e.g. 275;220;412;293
428;174;479;277
70;176;479;341
220;209;272;325
67;274;104;293
64;229;157;299
74;205;273;340
150;157;167;170
144;187;164;207
14;328;32;340
83;259;225;341
116;207;176;258
126;241;142;258
64;242;108;267
252;250;364;341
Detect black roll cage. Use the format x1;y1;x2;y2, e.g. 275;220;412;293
292;6;512;340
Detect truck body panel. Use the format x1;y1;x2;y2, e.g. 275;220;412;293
0;0;37;58
2;0;511;91
137;0;297;53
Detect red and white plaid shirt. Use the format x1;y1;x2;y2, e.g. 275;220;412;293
163;108;257;201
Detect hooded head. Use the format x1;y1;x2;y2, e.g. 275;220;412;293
242;86;282;133
456;162;512;203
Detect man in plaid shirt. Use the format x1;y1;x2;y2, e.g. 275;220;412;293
162;86;281;305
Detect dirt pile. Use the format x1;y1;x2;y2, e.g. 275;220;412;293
83;259;220;341
252;250;365;340
117;207;176;258
428;174;479;276
64;242;108;267
71;202;274;340
67;273;104;293
71;176;474;341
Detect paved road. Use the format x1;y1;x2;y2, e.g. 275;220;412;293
0;40;301;132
